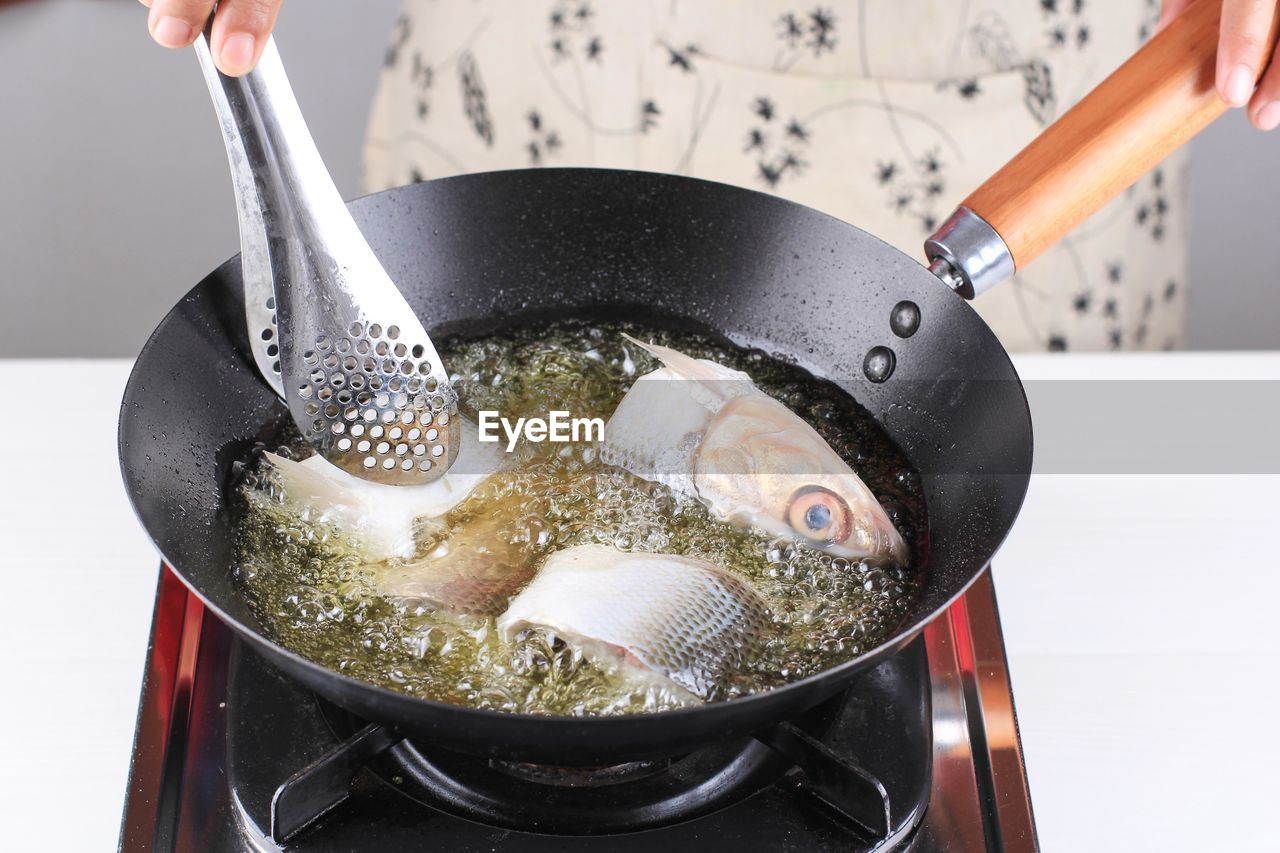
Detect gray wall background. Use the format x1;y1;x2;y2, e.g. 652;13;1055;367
1;0;1276;355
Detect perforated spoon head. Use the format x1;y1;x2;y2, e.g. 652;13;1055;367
195;33;460;484
291;320;460;483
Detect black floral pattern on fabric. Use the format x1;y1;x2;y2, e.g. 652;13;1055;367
458;51;494;146
806;8;838;55
773;7;839;69
1042;0;1091;51
875;147;950;235
1021;60;1056;125
640;100;661;133
410;52;433;122
936;77;984;102
776;11;804;47
548;1;603;64
665;43;700;73
525;110;563;165
384;14;411;68
1134;168;1170;241
971;12;1020;69
1103;258;1125;349
745;96;810;188
364;0;1188;354
971;11;1058;124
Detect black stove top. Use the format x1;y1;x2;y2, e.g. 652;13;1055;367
121;567;1036;852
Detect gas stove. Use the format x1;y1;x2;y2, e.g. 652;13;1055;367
120;566;1036;851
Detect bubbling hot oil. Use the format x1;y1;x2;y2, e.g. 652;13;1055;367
234;319;927;716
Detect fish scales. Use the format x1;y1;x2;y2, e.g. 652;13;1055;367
498;545;770;701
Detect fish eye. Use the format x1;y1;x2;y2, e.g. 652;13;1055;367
785;486;851;545
805;503;832;530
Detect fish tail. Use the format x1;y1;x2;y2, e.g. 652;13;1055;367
621;334;751;400
263;451;352;508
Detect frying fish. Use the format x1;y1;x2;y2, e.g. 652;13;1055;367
262;416;503;562
602;337;908;563
361;503;539;617
497;545;770;701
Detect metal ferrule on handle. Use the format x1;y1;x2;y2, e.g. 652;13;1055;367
923;208;1014;300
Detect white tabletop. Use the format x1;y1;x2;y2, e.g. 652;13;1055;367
2;354;1277;852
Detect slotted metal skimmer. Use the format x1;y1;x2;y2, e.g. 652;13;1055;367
194;33;459;484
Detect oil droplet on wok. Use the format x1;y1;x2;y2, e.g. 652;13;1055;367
863;346;896;383
890;301;920;338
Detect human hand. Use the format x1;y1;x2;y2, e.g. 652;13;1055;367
1161;0;1280;129
139;0;284;77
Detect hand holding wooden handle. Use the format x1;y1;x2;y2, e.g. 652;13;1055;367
930;0;1279;295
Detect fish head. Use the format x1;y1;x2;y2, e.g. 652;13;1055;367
693;395;909;563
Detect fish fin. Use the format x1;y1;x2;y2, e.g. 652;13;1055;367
264;452;357;511
621;334;753;404
260;415;502;562
263;452;420;560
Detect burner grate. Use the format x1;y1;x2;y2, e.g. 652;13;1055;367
271;723;403;841
262;642;930;845
489;757;672;787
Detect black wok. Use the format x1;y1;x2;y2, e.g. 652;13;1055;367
119;4;1257;765
120;167;1030;764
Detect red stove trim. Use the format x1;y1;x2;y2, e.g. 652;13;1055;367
119;566;206;851
961;573;1039;852
924;573;1038;853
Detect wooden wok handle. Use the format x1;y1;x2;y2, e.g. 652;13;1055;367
927;0;1278;297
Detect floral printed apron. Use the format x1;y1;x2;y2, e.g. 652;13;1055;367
364;0;1186;352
